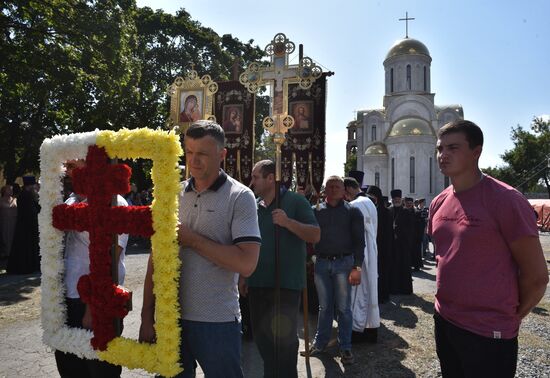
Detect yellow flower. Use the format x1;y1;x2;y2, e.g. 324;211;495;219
96;128;183;377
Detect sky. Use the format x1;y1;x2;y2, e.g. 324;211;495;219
136;0;550;176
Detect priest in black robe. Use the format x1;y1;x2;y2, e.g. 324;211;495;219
7;176;41;274
365;185;393;304
388;189;413;295
405;197;424;271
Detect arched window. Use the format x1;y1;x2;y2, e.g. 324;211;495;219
350;146;357;154
375;171;380;188
406;64;412;90
390;68;394;93
371;125;377;141
352;129;356;139
423;66;427;91
410;156;415;193
391;158;395;190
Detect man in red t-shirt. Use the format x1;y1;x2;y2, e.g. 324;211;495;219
428;120;548;378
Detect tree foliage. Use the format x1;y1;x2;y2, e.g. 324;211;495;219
0;1;266;185
343;149;357;176
1;0;141;182
485;117;550;198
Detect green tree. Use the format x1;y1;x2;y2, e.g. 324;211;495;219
343;149;357;176
254;129;276;162
131;7;267;187
496;117;550;197
0;2;267;186
131;7;265;130
481;165;516;187
1;0;141;182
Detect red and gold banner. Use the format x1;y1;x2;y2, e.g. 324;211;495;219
214;80;255;186
281;72;328;194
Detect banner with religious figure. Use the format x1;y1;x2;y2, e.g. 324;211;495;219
167;67;218;135
239;33;328;194
281;72;328;194
213;80;255;186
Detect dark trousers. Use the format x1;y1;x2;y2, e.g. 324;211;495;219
248;287;301;378
434;312;518;378
54;298;122;378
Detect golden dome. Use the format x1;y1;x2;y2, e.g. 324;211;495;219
385;38;430;60
388;118;433;137
365;143;388;155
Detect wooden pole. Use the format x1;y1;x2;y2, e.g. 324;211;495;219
274;143;282;378
302;269;310;364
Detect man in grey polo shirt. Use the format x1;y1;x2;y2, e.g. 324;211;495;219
139;120;261;378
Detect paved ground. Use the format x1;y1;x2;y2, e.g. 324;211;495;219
0;234;548;378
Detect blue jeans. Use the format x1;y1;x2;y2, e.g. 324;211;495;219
313;255;354;351
174;319;243;378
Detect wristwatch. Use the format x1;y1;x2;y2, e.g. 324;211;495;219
353;265;362;272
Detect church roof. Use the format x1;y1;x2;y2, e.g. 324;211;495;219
388;118;433;137
385;38;430;60
365;143;388;155
435;105;464;117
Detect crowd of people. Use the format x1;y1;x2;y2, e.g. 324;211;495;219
0;175;152;275
1;119;547;378
0;176;41;274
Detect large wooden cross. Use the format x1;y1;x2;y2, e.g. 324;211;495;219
53;145;154;350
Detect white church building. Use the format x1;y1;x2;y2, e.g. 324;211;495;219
346;36;464;203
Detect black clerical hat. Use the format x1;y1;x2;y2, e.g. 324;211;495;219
347;170;364;187
366;185;382;199
390;189;402;198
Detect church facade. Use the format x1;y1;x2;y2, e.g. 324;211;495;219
346;37;463;203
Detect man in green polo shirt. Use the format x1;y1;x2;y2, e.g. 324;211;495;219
242;159;320;378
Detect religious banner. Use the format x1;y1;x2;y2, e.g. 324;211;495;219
213;80;255;185
167;66;218;134
281;72;328;194
240;33;326;193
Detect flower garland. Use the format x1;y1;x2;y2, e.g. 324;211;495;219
39;128;183;376
52;145;153;351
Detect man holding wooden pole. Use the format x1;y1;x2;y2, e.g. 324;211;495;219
241;159;320;378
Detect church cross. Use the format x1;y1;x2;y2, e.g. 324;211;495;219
52;145;154;351
240;33;298;115
399;11;415;38
239;33;322;180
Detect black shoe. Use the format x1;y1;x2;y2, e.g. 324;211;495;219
340;349;355;365
352;328;378;344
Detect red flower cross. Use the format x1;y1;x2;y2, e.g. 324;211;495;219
53;145;154;350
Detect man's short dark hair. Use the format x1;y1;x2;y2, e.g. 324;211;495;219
438;119;484;149
254;160;275;178
343;177;360;190
325;175;344;185
186;120;225;148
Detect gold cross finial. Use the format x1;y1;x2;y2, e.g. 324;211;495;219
399;12;415;38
